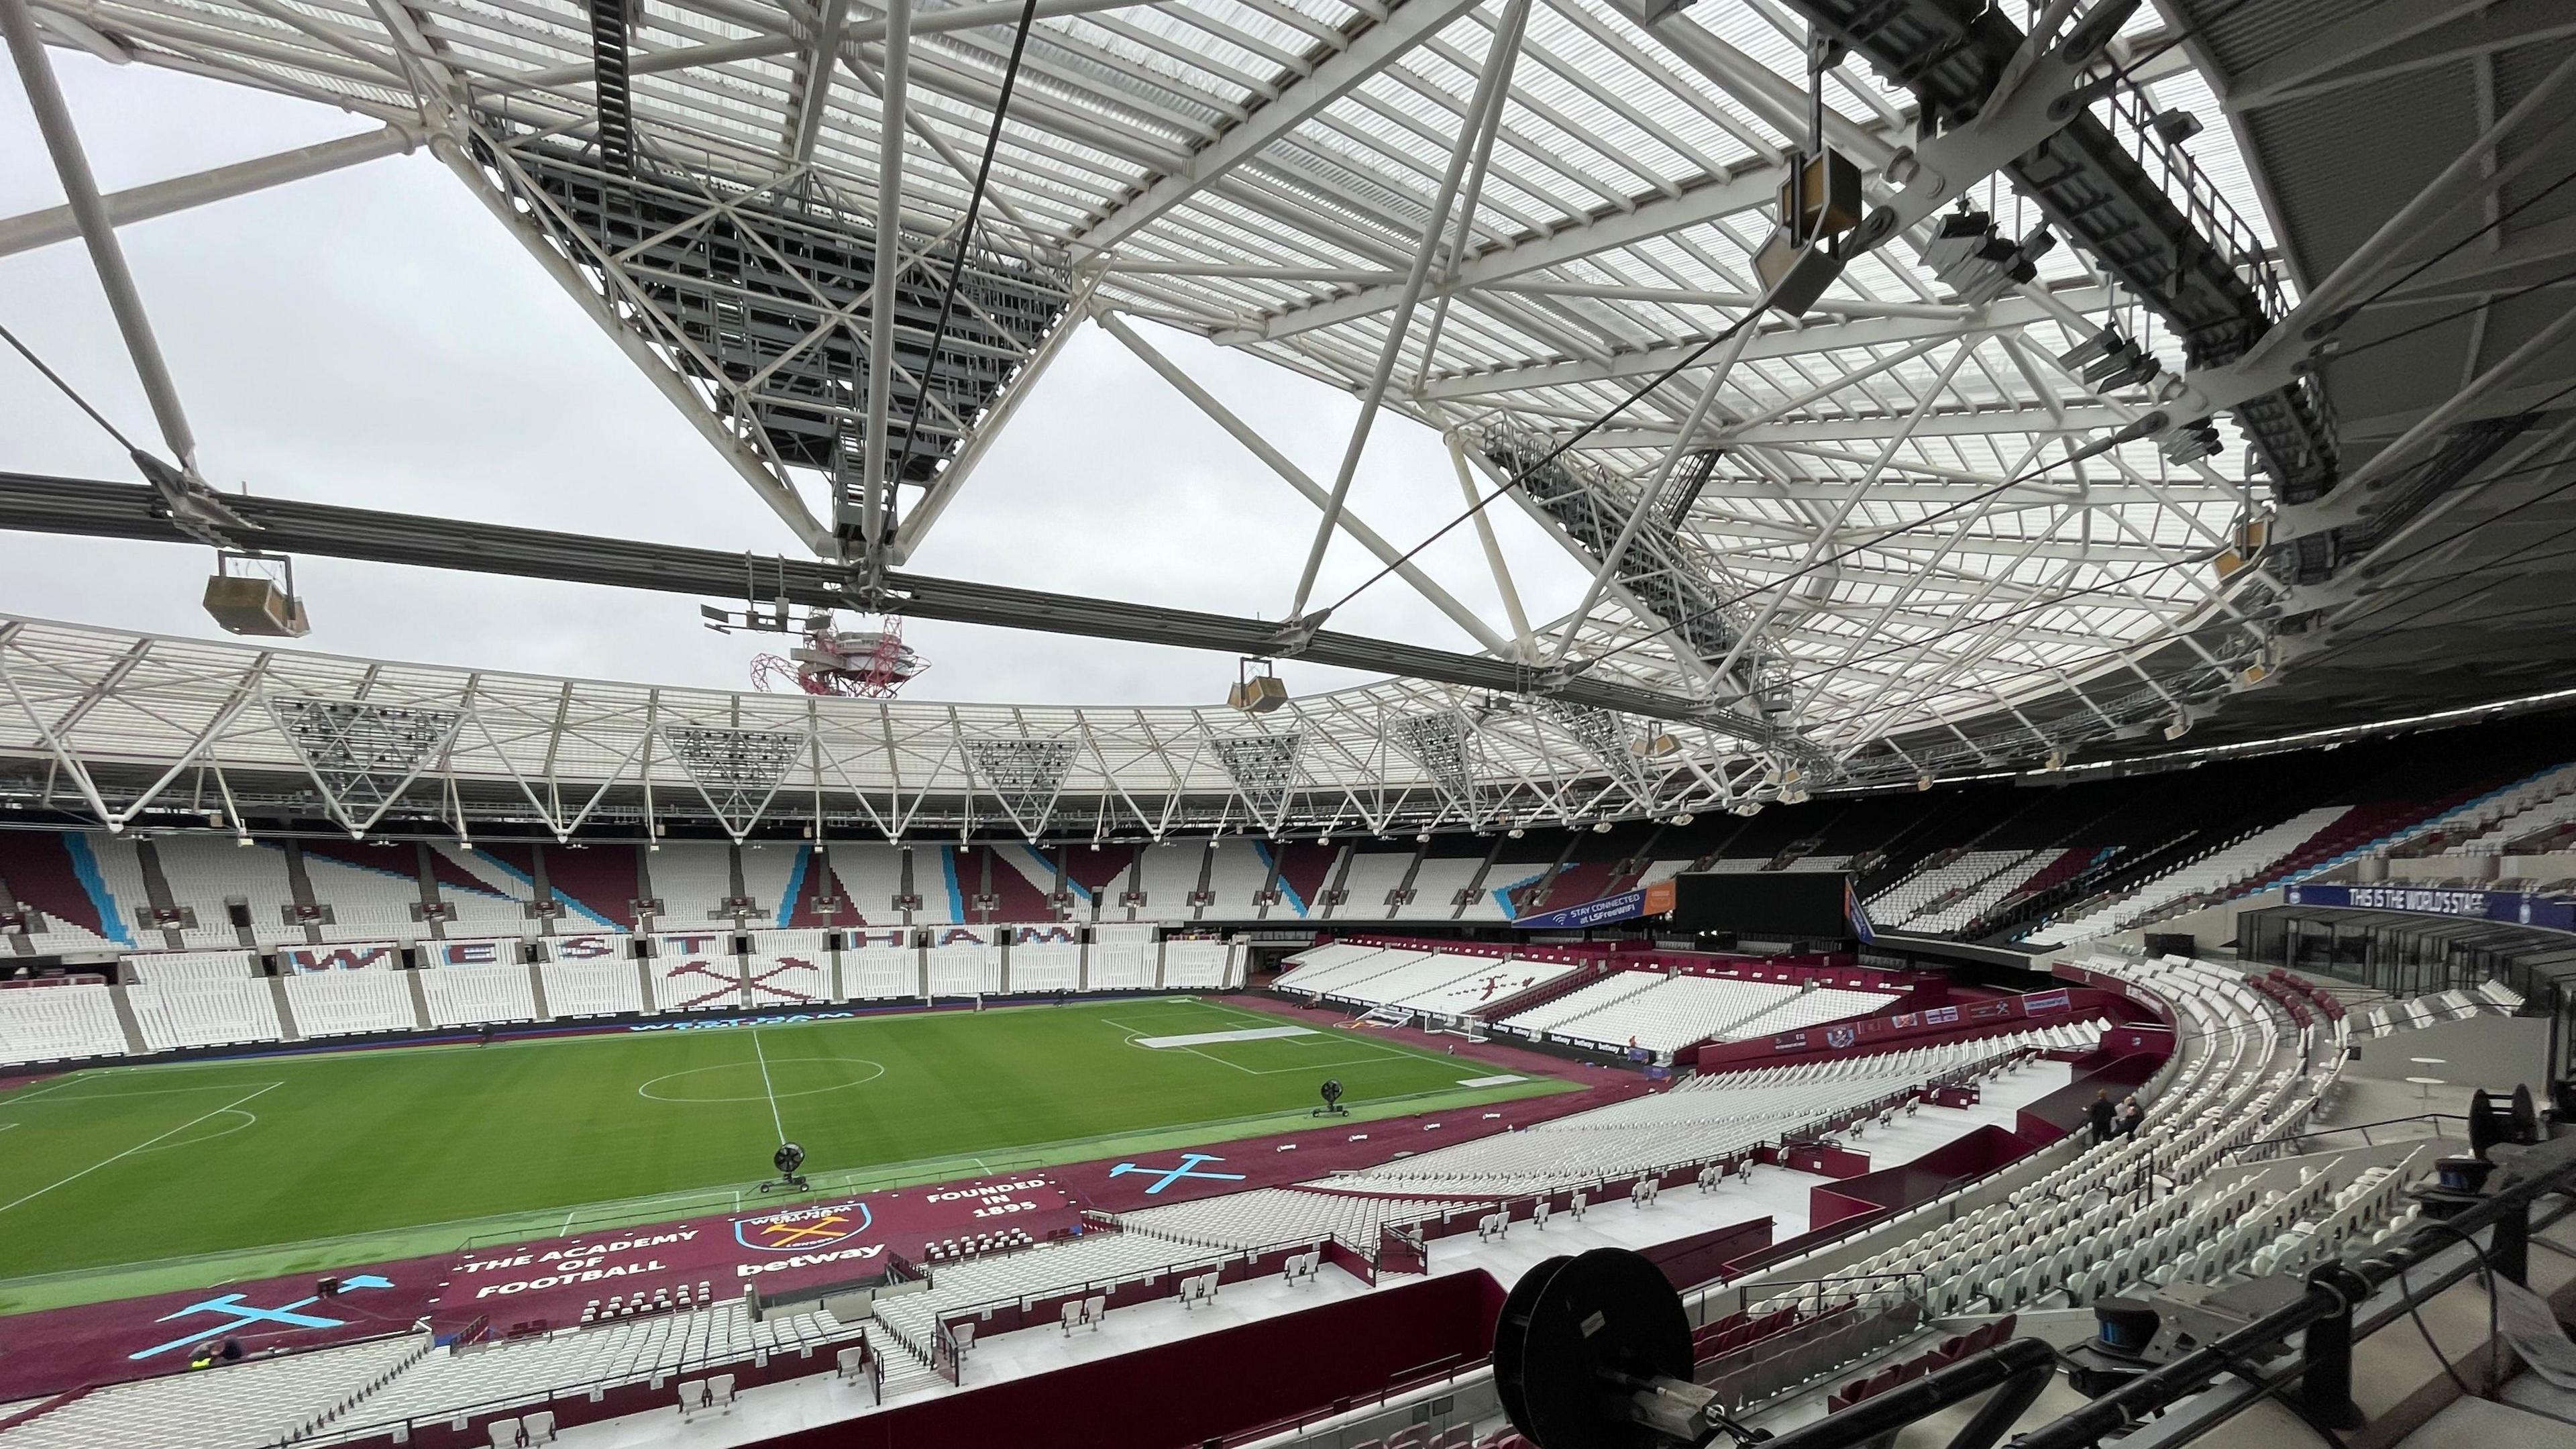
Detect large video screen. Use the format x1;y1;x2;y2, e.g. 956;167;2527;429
1668;872;1853;942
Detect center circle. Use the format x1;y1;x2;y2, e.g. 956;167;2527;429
638;1057;887;1104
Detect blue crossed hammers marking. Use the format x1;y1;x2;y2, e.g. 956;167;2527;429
1106;1152;1246;1195
129;1275;392;1360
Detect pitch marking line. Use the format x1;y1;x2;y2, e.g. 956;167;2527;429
749;1026;787;1143
0;1081;281;1216
7;1082;271;1103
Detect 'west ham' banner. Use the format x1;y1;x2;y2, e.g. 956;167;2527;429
2284;883;2575;931
425;938;522;967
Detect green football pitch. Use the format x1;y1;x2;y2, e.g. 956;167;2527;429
0;998;1566;1310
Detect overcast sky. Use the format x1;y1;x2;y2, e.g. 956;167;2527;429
1;52;1595;706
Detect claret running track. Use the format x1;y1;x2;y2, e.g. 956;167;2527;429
0;998;1566;1307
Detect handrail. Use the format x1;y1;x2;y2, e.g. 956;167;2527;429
2016;1148;2576;1449
2218;1111;2469;1164
1758;1336;2058;1449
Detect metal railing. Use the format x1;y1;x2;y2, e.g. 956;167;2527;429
2219;1111;2470;1165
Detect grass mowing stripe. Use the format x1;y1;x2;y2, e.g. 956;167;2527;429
0;1083;281;1216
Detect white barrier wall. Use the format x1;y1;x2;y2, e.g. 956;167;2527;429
1087;943;1152;990
843;947;919;1001
127;978;282;1051
419;963;541;1028
283;970;419;1037
1008;943;1081;993
1161;940;1234;988
539;959;643;1018
124;950;257;983
0;983;131;1064
926;945;998;998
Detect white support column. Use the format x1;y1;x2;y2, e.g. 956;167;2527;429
1285;0;1527;624
0;125;418;259
859;0;915;567
1095;309;1515;657
3;0;201;471
1447;433;1534;659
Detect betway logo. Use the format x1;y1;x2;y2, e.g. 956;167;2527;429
735;1244;884;1276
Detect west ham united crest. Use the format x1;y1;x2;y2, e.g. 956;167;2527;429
732;1201;873;1252
1825;1025;1857;1049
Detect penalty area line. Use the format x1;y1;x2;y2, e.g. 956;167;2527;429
0;1081;281;1216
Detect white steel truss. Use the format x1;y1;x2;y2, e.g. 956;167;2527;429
10;0;2514;802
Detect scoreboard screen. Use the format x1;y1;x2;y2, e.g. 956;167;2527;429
1668;871;1855;942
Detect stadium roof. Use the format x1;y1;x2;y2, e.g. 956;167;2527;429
4;0;2573;828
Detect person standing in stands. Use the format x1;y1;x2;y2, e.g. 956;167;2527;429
2117;1095;2144;1139
2088;1089;2116;1145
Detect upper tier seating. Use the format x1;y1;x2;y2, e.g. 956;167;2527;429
282;968;421;1037
2029;806;2351;945
1332;853;1413;920
125;977;283;1051
1132;845;1203;924
150;835;294;948
645;844;734;926
301;849;435;944
2385;760;2576;857
0;981;131;1065
1397;857;1482;920
1201;841;1272;916
828;843;906;923
737;843;800;925
1868;851;2025;929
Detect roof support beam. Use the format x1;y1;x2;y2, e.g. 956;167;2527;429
1287;0;1524;625
0;124;419;259
1095;309;1515;657
1417;291;2105;401
3;0;202;473
0;472;1752;726
1067;0;1488;257
857;0;914;570
781;0;854;168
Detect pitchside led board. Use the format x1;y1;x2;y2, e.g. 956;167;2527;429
1668;871;1862;945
